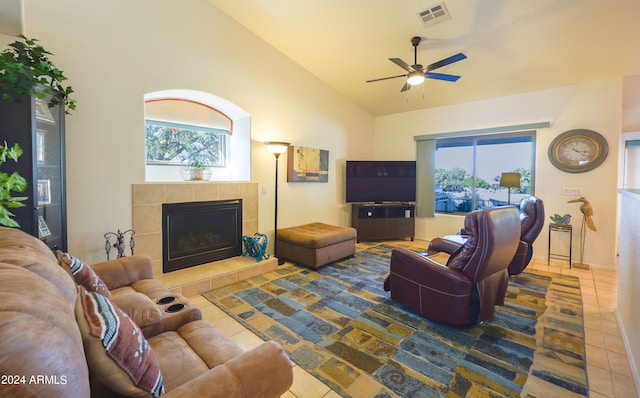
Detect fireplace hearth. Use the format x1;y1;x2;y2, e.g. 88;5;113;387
162;199;242;273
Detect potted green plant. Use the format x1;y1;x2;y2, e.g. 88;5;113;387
188;160;207;181
0;34;76;114
0;141;27;227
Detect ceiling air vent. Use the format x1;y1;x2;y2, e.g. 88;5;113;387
417;3;452;27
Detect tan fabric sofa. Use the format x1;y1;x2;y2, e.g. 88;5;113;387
0;227;293;397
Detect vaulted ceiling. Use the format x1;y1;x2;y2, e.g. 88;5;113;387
208;0;640;116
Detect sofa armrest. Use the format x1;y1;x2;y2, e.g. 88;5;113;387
90;255;154;290
164;341;293;398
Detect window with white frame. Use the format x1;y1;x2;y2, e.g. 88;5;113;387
434;132;535;213
144;119;227;166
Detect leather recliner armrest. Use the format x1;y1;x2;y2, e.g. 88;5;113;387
427;235;468;255
163;341;293;398
90;254;155;290
390;247;472;294
507;240;529;276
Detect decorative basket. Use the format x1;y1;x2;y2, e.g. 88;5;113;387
242;233;269;262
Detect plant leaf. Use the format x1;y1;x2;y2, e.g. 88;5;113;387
7;172;27;192
0;206;20;227
7;143;23;162
0;34;75;113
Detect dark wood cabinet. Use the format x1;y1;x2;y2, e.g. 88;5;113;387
0;92;67;251
351;203;415;242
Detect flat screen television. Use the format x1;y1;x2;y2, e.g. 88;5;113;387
345;160;416;203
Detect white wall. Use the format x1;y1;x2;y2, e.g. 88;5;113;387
617;190;640;387
622;75;640;133
21;0;374;263
374;78;623;269
621;132;640;189
623;107;640;133
0;1;21;36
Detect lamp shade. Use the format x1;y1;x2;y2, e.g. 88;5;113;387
407;70;425;86
264;141;290;158
499;172;521;188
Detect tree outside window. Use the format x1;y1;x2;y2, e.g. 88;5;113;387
145;120;226;166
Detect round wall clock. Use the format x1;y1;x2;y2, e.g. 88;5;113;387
548;129;608;173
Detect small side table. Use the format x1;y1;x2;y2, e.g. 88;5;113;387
548;223;572;266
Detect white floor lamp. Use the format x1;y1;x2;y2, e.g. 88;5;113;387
264;141;290;265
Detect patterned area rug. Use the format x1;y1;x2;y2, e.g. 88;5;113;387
203;243;588;397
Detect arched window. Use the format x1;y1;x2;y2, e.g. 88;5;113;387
144;90;251;181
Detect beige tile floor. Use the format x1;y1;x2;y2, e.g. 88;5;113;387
186;249;638;398
527;258;638;398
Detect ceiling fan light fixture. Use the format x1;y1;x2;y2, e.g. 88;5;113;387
407;70;425;86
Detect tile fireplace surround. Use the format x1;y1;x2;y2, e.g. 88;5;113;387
132;182;276;296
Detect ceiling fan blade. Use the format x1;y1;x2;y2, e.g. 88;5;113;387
400;82;410;92
389;58;415;72
426;53;467;71
366;74;407;83
425;72;461;82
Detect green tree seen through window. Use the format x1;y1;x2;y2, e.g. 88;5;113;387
461;176;491;190
145;120;225;166
512;167;531;194
435;167;467;191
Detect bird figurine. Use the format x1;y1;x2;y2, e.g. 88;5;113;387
568;197;596;231
550;213;571;225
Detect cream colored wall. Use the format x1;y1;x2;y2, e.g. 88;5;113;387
0;34;12;46
374;78;623;269
623;107;640;133
22;0;374;263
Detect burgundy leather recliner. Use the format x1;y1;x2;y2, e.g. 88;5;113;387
383;206;521;326
428;196;545;276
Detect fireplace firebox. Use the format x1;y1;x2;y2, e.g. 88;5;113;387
162;199;242;273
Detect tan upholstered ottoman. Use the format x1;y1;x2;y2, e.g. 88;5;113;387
277;222;357;269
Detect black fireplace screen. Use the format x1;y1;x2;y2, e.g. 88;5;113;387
162;199;242;273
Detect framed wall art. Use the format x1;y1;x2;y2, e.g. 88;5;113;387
287;146;329;182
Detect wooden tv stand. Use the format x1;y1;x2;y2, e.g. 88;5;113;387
351;203;415;242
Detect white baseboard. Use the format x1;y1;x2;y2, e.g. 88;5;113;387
616;309;640;396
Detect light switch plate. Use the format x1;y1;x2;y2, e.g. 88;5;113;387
562;187;583;196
